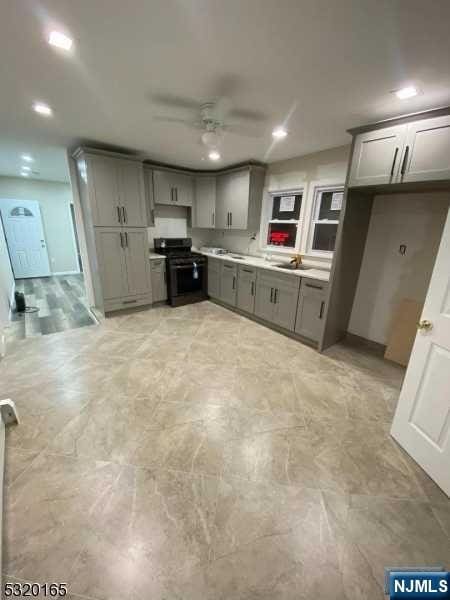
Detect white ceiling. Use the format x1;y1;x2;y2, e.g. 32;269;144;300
1;0;450;183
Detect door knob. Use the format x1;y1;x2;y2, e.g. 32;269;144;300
417;319;433;331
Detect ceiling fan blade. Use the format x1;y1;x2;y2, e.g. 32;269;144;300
153;115;201;129
222;124;264;138
228;107;267;123
151;93;199;111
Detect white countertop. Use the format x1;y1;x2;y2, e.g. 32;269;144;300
198;251;331;282
149;252;164;260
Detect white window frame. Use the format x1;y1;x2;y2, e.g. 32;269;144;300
306;182;344;259
260;186;307;255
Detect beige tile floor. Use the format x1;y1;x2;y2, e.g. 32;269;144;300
1;300;449;599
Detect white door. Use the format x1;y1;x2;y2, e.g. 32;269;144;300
0;199;51;278
391;207;450;496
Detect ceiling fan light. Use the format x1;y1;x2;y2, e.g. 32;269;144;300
201;131;219;148
209;151;221;161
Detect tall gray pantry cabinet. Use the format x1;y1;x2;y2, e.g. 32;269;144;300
73;148;152;313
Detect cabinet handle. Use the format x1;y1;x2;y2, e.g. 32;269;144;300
212;211;215;226
270;287;274;303
122;299;137;305
400;145;409;176
232;276;236;290
319;301;325;319
274;288;278;304
251;281;255;296
305;283;323;290
170;188;174;202
117;206;122;224
230;212;232;226
390;147;399;177
122;206;127;223
174;188;178;202
151;208;155;223
124;232;128;247
243;268;254;273
119;232;124;248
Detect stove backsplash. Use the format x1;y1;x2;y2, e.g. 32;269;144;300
147;205;214;251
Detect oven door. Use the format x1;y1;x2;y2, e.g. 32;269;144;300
169;262;206;304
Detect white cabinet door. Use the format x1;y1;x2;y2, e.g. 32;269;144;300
348;125;406;187
193;176;216;228
123;229;152;297
119;162;147;226
228;169;250;229
89;157;122;226
391;208;450;495
95;229;128;301
401;115;450;183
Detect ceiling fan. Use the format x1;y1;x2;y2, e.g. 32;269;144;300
153;96;265;151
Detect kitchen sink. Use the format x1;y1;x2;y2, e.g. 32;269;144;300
274;263;311;270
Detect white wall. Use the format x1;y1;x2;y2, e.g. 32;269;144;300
0;217;14;336
147;204;214;250
207;145;351;260
348;192;450;345
0;176;79;275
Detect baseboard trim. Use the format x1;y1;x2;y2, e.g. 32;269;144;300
51;270;81;276
344;332;386;356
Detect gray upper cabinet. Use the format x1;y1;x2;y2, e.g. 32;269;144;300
216;169;250;229
153;169;193;206
402;115;450;183
150;259;167;303
295;278;327;342
143;168;155;226
88;156;147;227
254;270;300;331
193;176;216;228
348;125;406;187
119;161;147;227
207;257;221;300
220;262;237;306
349;113;450;188
237;265;256;314
89;157;122;227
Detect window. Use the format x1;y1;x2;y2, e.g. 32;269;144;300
264;190;304;251
308;186;343;256
10;206;33;217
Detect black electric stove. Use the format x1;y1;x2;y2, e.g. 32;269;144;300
154;238;207;307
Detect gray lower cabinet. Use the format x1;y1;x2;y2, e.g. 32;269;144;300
220;262;237;306
237;265;256;314
95;227;152;311
150;259;167;303
295;278;328;342
207;257;221;299
255;270;300;331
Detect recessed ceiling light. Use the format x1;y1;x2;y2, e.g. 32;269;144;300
272;127;288;139
209;150;221;161
48;31;73;51
394;86;419;100
33;102;53;116
21;154;33;162
21;165;31;171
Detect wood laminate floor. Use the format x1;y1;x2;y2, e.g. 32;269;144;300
7;274;95;344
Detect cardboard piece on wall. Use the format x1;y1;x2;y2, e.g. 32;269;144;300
384;298;423;367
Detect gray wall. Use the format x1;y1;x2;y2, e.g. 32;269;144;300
0;176;79;275
0;217;14;336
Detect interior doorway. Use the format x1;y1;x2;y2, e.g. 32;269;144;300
0;198;51;278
